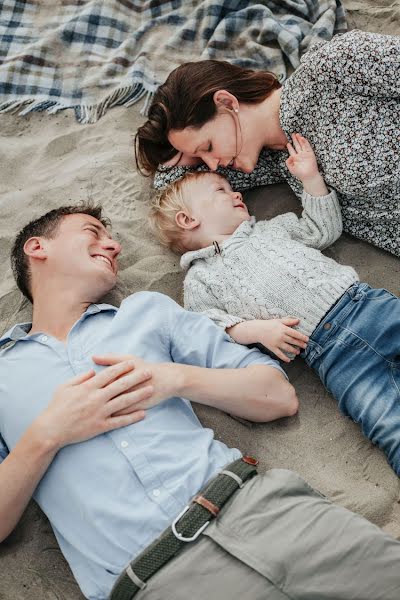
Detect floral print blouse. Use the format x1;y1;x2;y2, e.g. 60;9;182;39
154;30;400;257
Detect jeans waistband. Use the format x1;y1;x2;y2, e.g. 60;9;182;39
309;282;367;348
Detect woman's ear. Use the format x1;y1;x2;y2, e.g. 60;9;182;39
213;90;239;112
175;211;200;230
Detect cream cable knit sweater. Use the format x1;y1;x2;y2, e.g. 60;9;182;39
181;190;359;343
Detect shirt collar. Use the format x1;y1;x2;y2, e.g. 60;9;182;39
180;216;256;271
0;303;118;348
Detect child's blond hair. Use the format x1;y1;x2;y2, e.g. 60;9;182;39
149;172;205;254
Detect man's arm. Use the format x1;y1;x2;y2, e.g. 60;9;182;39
94;355;298;423
170;362;298;422
0;360;154;543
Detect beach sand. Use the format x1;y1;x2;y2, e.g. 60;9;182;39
0;1;399;598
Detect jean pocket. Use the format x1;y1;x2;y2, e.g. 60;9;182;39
364;287;398;302
335;327;368;350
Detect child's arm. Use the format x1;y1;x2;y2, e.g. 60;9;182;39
274;133;343;250
184;272;244;330
227;319;308;364
184;273;308;362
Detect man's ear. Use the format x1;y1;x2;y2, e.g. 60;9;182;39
175;211;200;230
23;237;48;261
213;90;239;112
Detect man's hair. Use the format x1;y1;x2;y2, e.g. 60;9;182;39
135;60;281;175
11;204;109;303
149;172;210;255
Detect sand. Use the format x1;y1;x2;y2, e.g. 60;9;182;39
0;1;399;599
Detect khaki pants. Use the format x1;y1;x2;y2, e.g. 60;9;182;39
137;470;400;600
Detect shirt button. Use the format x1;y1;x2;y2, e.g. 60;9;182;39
152;489;161;497
120;441;129;448
40;335;48;342
323;323;332;330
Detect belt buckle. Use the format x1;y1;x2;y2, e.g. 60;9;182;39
171;505;210;542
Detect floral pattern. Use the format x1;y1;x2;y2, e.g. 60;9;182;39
154;30;400;257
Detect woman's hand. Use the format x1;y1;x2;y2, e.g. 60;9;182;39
227;318;308;363
286;134;329;196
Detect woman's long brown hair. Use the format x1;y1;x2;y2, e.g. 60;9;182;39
135;60;280;175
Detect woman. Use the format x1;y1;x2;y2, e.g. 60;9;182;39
135;30;400;256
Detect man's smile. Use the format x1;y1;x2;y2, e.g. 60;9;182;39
91;254;115;272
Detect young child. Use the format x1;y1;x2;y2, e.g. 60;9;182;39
150;134;400;476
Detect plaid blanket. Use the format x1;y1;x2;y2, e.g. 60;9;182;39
0;0;346;123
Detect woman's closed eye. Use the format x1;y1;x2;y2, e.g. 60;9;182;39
207;142;212;152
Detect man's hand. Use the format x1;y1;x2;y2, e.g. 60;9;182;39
227;319;309;363
286;133;329;197
34;360;154;450
92;355;181;414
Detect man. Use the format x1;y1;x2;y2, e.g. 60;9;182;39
0;205;399;600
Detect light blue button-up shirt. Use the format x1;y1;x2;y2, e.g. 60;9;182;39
0;292;284;599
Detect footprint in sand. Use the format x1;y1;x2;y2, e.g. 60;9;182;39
44;130;81;159
86;162;150;221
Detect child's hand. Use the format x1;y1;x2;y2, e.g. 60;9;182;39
286;134;329;196
286;134;320;180
257;318;308;362
227;318;308;363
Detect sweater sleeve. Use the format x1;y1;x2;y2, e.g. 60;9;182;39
183;270;244;331
257;188;342;250
302;30;400;98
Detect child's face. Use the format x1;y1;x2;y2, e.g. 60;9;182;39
183;174;251;236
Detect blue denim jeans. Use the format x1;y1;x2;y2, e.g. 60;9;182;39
302;283;400;475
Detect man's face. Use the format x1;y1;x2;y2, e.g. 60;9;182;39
183;174;251;237
42;214;121;298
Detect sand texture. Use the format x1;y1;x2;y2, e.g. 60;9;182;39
0;2;399;598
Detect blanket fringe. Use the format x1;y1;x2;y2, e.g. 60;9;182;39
0;82;157;124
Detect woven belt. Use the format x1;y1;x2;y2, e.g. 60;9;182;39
109;456;258;600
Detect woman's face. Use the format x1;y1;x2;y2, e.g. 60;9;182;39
168;106;264;174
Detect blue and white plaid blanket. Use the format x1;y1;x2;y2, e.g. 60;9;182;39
0;0;346;123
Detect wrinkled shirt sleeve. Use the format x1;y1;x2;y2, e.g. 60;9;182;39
0;433;9;463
